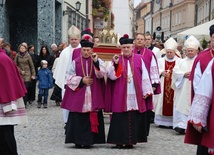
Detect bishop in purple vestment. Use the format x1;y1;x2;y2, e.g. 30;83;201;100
61;36;107;148
106;34;153;149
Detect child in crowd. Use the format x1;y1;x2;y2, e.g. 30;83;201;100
36;60;53;108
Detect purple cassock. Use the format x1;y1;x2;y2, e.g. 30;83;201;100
106;53;153;145
61;56;105;112
0;49;27;103
105;53;153;113
72;48;81;60
61;54;106;146
185;48;214;146
133;47;161;110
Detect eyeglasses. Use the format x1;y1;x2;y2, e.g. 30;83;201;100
145;39;151;40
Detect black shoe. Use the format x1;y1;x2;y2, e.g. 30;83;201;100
159;125;166;128
112;144;123;149
82;145;91;149
123;145;134;149
168;126;173;129
174;127;185;134
75;144;82;148
28;100;32;105
159;125;173;129
56;101;60;106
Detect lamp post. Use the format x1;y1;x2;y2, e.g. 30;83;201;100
0;0;6;7
76;1;81;10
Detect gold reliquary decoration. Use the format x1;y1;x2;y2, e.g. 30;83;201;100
93;29;121;61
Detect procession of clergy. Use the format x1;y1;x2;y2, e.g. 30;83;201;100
52;24;214;154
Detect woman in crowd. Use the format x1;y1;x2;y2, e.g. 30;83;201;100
38;45;55;71
14;43;35;107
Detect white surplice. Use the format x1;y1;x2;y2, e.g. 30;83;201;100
154;56;180;126
152;46;162;60
108;58;153;111
171;56;196;129
53;44;81;123
66;58;107;112
188;58;214;153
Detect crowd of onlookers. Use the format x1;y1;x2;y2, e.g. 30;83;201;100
0;38;68;108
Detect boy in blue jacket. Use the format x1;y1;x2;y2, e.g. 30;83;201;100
36;60;53;108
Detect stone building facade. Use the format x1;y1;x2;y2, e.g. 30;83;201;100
135;1;152;34
135;0;201;41
170;0;195;38
0;0;62;53
152;0;195;40
195;0;214;25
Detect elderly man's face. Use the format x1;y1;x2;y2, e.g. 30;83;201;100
121;44;133;57
69;37;80;48
166;49;176;59
186;48;198;59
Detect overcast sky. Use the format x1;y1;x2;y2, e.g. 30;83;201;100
134;0;141;7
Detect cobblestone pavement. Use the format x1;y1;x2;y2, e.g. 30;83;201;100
15;99;196;155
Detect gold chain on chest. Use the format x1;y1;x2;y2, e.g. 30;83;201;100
81;56;93;77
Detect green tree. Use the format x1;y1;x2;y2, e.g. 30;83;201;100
201;38;208;49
